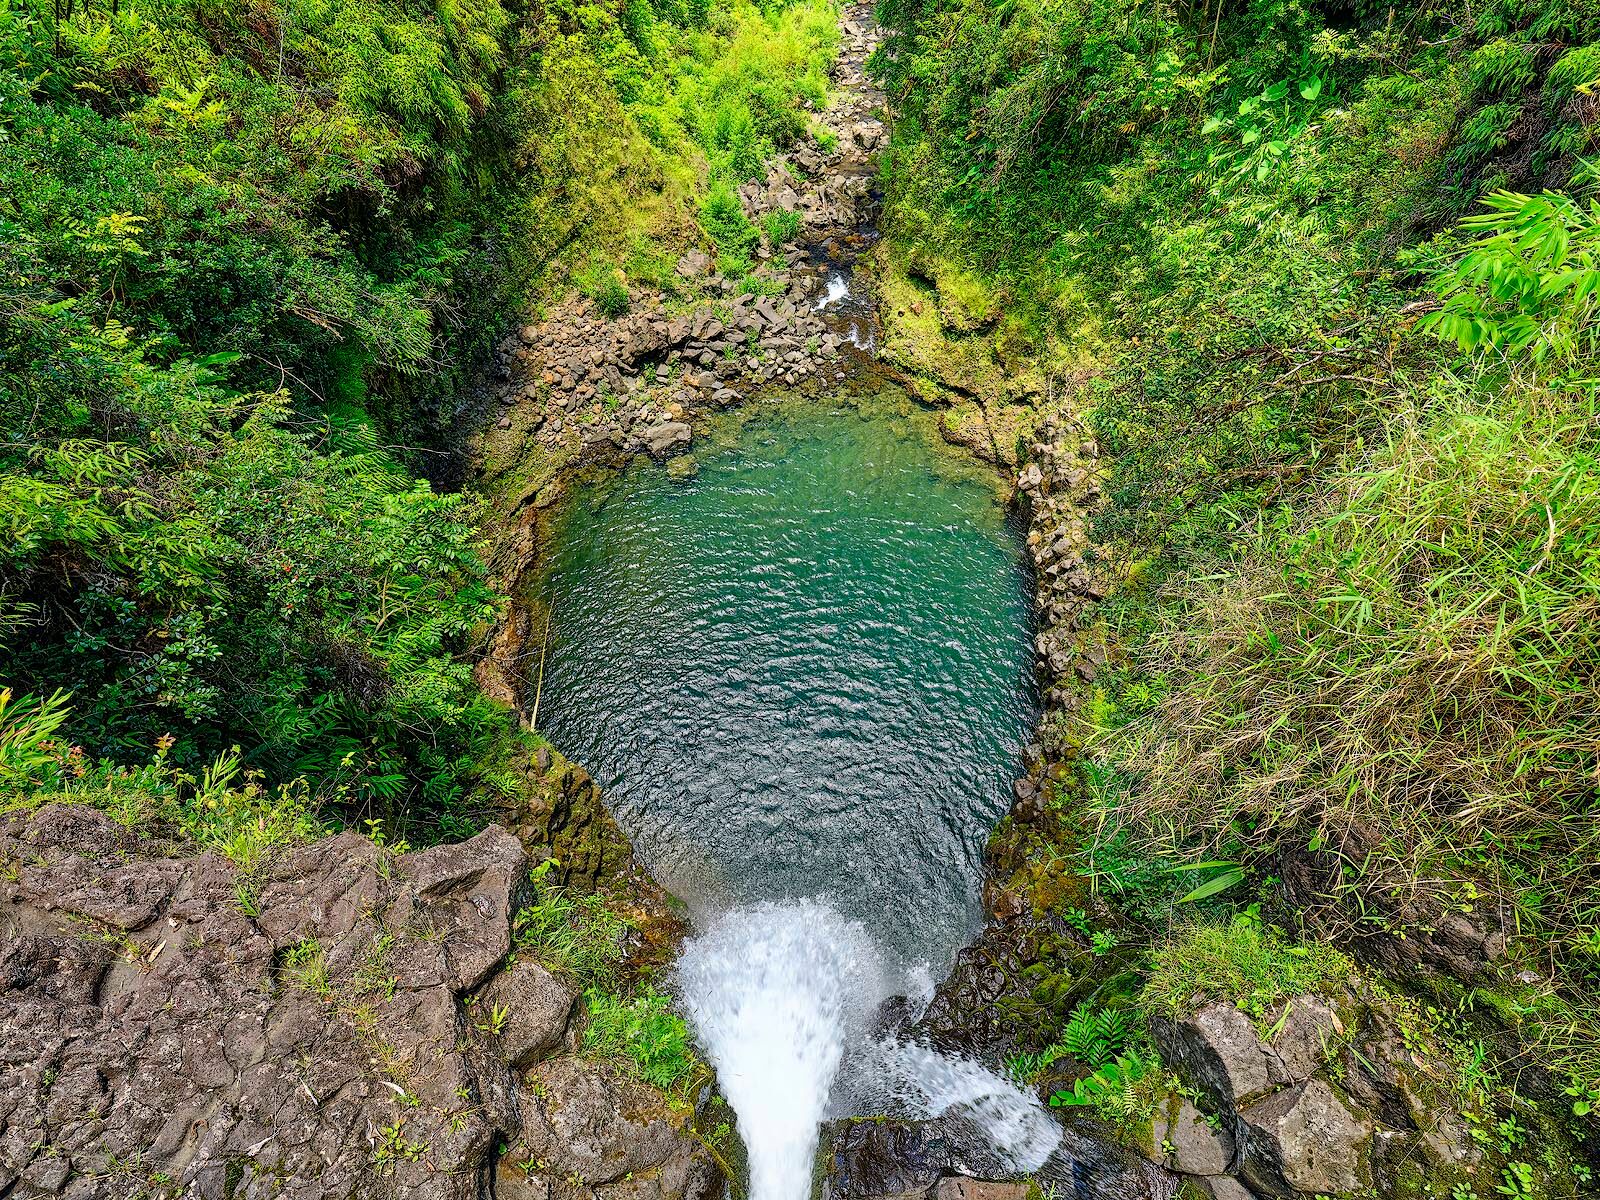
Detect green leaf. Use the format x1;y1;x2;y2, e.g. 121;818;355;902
1180;868;1247;903
1299;76;1323;101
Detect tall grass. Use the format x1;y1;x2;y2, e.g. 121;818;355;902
1093;374;1600;1079
511;883;634;988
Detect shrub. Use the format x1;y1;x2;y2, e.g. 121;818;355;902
702;182;759;275
761;208;802;246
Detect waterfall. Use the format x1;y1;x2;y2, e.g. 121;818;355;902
677;901;889;1200
872;1041;1063;1174
676;901;1061;1200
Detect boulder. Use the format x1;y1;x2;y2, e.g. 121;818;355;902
641;421;693;458
1203;1178;1259;1200
396;827;530;992
1238;1079;1371;1197
1152;1003;1275;1109
1266;996;1341;1085
1151;1097;1234;1176
476;960;578;1067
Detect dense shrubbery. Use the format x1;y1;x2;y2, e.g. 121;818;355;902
873;0;1600;1096
1;0;838;836
0;688;324;872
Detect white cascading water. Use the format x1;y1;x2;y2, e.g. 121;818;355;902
676;901;1061;1200
677;901;889;1200
872;1041;1062;1174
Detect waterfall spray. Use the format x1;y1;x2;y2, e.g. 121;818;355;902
676;902;1062;1200
677;901;889;1200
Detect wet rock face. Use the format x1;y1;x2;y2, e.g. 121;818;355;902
0;806;714;1200
820;1117;1180;1200
823;1119;957;1200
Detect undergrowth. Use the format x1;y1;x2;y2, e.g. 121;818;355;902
0;687;323;871
1141;916;1353;1021
580;987;697;1091
512;874;634;988
873;0;1600;1120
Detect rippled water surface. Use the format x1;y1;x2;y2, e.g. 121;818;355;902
537;387;1033;966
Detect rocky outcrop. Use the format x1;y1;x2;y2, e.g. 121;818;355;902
1013;417;1106;716
0;806;716;1200
1147;994;1482;1198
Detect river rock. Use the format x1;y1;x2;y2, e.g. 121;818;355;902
642;421;692;458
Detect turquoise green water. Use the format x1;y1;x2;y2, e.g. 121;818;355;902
536;387;1033;968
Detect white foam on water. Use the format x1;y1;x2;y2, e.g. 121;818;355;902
876;1041;1062;1173
814;273;851;310
677;901;889;1200
676;901;1061;1200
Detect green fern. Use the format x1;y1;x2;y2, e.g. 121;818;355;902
1004;1041;1070;1083
1048;1049;1155;1118
1061;1003;1135;1070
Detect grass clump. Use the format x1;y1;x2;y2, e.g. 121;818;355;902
1142;916;1352;1021
1102;384;1600;922
580;987;696;1090
577;265;632;317
511;876;634;989
761;208;802;246
514;866;699;1093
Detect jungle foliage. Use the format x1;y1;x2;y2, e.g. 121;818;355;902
0;0;836;836
871;0;1600;1108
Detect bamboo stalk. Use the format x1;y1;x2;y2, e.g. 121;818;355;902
528;600;556;733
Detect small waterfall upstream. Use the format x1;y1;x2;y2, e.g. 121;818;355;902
677;901;1062;1200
